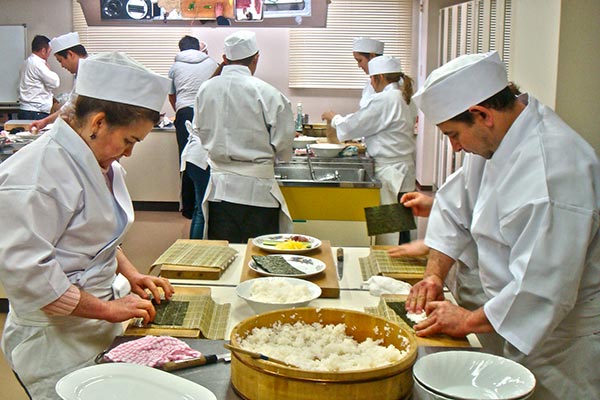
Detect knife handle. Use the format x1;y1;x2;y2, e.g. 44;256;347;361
162;354;216;371
337;248;344;261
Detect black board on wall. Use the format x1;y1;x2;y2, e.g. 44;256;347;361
0;24;27;105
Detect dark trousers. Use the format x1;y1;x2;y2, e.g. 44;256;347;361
174;107;196;218
186;162;211;239
17;110;49;120
207;201;279;244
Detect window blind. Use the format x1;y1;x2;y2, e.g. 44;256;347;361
73;0;191;76
288;0;414;89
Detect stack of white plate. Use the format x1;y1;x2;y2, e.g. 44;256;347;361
412;351;536;400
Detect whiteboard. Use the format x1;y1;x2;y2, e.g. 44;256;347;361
0;25;27;105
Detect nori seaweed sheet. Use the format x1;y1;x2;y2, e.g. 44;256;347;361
252;255;304;275
386;301;417;328
152;300;189;326
364;203;417;236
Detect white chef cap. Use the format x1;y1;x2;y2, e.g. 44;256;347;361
368;56;402;76
224;31;259;61
353;37;384;54
50;32;81;54
75;52;171;112
412;51;508;124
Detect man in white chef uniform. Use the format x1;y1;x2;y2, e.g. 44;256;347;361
193;31;295;243
406;51;600;399
352;37;384;108
30;32;88;132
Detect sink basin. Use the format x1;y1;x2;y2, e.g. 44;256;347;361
274;158;380;188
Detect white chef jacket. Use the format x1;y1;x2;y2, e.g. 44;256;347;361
359;79;376;109
425;96;600;398
193;65;295;234
18;53;60;113
180;129;209;171
0;118;134;398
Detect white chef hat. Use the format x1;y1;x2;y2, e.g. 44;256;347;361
224;31;259;61
368;56;402;76
412;51;508;124
75;52;171;112
50;32;81;54
353;37;384;54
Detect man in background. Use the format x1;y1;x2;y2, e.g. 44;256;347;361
168;35;218;219
30;32;88;132
194;31;295;242
18;35;60;120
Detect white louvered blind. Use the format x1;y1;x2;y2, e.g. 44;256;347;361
72;0;190;76
289;0;413;89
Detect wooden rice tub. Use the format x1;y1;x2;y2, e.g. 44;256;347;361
229;308;417;400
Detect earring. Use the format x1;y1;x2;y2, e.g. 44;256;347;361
90;133;97;140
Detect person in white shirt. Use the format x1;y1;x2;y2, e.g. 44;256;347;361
193;30;295;243
352;37;384;108
168;35;219;220
30;32;88;132
0;52;173;399
322;56;418;245
18;35;60;120
406;51;600;399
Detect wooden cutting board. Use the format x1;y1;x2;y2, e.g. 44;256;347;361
158;239;231;280
180;0;234;19
380;294;472;348
240;239;340;298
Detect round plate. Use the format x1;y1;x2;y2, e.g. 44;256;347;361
252;234;321;254
55;363;217;400
249;254;326;278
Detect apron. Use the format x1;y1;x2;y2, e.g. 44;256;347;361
374;155;416;245
202;159;293;239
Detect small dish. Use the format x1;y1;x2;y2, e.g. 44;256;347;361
236;277;322;314
249;254;326;278
252;233;321;254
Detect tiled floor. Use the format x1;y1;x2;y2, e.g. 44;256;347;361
0;210;190;399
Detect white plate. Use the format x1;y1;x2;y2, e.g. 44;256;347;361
55;363;217;400
252;233;321;254
249;254;326;277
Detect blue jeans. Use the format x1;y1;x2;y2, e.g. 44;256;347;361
185;162;210;239
18;110;49;120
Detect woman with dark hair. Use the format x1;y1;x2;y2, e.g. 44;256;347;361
0;52;174;399
352;37;384;108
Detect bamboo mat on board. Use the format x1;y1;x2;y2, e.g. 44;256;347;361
124;286;230;340
359;246;427;285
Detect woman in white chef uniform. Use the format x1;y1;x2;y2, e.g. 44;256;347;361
352;37;384;108
406;52;600;399
194;31;295;242
322;56;418;245
0;52;174;399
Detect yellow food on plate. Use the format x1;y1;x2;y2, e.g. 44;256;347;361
275;241;310;250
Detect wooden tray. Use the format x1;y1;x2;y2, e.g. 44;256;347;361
159;239;231;280
240;239;340;298
378;294;471;348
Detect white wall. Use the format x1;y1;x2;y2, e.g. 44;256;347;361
0;0;75;96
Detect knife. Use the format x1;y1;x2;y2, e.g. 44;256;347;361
161;353;231;372
336;248;344;279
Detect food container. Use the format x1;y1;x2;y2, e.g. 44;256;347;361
229;308;417;400
302;123;328;137
236;277;322;314
310;143;347;158
293;136;318;149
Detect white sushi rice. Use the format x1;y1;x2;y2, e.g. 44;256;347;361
238;321;408;371
249;279;312;303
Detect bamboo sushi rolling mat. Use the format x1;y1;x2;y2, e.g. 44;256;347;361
359;248;427;284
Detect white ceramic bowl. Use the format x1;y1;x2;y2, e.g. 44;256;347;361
236;277;322;314
310;143;346;158
413;351;535;400
413;377;454;400
293;136;318;149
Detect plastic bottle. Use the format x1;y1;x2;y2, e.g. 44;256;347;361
295;102;303;132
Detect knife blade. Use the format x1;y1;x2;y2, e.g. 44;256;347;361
161;353;231;372
336;248;344;279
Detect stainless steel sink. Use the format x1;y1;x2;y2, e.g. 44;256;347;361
275;157;381;188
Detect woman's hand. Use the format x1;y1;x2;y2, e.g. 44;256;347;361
400;192;434;218
387;239;429;258
128;272;175;304
321;111;335;122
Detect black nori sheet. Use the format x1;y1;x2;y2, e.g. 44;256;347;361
251;255;304;275
386;301;417;328
364;203;417;236
152;300;189;326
